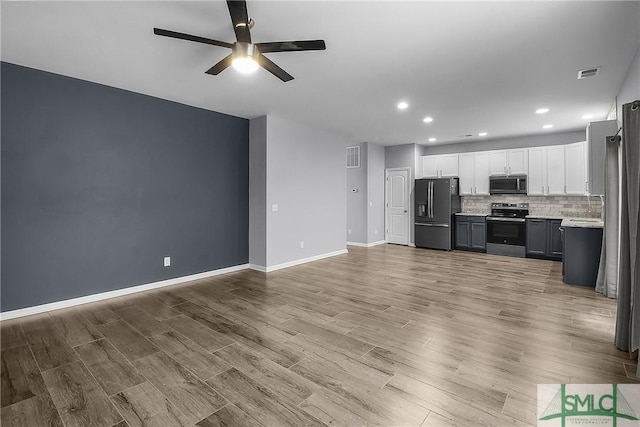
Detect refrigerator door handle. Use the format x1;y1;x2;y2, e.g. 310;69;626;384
427;182;431;218
430;181;434;218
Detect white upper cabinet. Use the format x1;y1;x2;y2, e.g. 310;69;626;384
527;147;546;195
459;154;474;195
421;156;439;178
420;154;459;178
474;153;490;195
507;149;528;175
527;146;565;195
439;154;459;177
489;149;528;176
565;141;588;195
458;152;489;195
547;145;566;195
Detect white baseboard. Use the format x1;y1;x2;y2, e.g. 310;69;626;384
347;240;387;248
249;249;348;273
0;263;249;321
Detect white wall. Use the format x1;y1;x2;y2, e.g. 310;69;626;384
617;42;640;124
347;143;368;244
265;115;348;268
367;143;385;244
249;116;267;267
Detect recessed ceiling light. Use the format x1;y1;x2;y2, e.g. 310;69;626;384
428;138;437;142
397;101;408;110
582;114;594;120
423;116;434;123
536;108;550;114
543;124;554;129
478;132;488;137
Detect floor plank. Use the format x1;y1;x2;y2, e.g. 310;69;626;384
0;320;27;350
23;324;78;371
0;392;63;427
206;367;323;427
162;315;234;352
149;330;231;380
133;351;227;424
74;339;146;395
1;345;47;408
42;361;122;427
49;308;104;346
96;321;158;362
114;306;173;337
110;381;190;427
196;403;264;427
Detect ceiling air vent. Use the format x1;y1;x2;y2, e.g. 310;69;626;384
346;146;360;168
578;67;600;79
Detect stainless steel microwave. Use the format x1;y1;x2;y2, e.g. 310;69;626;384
489;175;527;194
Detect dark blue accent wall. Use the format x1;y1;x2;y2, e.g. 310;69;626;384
1;62;249;311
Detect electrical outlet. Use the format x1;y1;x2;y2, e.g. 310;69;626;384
300;241;304;249
163;256;171;267
369;201;373;207
348;229;352;235
375;229;378;235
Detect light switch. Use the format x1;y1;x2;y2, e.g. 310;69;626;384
272;204;279;212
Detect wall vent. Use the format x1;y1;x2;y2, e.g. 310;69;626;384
577;67;600;79
346;145;360;168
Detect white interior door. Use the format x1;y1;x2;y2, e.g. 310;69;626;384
386;169;410;245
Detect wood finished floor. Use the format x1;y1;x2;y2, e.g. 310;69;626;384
2;244;638;426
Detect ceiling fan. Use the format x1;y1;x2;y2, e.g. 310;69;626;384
153;0;326;82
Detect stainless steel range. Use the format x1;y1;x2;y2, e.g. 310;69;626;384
486;203;529;258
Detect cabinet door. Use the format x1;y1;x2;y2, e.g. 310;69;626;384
565;141;588;195
458;154;475;195
455;220;471;249
439;154;459;177
507;149;527;175
526;219;547;256
546;146;565;195
547;220;563;260
489;151;508;175
421;156;439;178
527;147;546;195
470;222;486;251
474;153;490;195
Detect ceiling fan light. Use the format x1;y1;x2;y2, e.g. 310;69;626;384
232;56;259;73
232;42;259;74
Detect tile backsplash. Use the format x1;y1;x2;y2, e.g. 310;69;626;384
462;195;603;218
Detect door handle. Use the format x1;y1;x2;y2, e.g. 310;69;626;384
404;210;407;213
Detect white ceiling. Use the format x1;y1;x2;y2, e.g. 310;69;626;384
2;1;639;146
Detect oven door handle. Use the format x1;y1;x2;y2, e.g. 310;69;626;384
486;217;526;223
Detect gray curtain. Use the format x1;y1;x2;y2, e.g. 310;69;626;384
614;100;640;378
596;136;620;298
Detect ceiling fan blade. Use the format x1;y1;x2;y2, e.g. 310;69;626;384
258;54;294;82
205;54;234;75
226;1;252;43
256;40;326;53
153;28;233;49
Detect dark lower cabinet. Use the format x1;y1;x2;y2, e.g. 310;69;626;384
455;216;486;252
526;218;562;261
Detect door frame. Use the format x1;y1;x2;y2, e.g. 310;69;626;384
385;167;412;246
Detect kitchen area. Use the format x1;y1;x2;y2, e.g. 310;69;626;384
414;119;617;288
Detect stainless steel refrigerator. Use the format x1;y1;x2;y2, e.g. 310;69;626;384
415;178;461;250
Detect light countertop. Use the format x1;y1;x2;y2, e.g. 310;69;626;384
526;215;565;220
560;218;604;228
455;212;488;217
